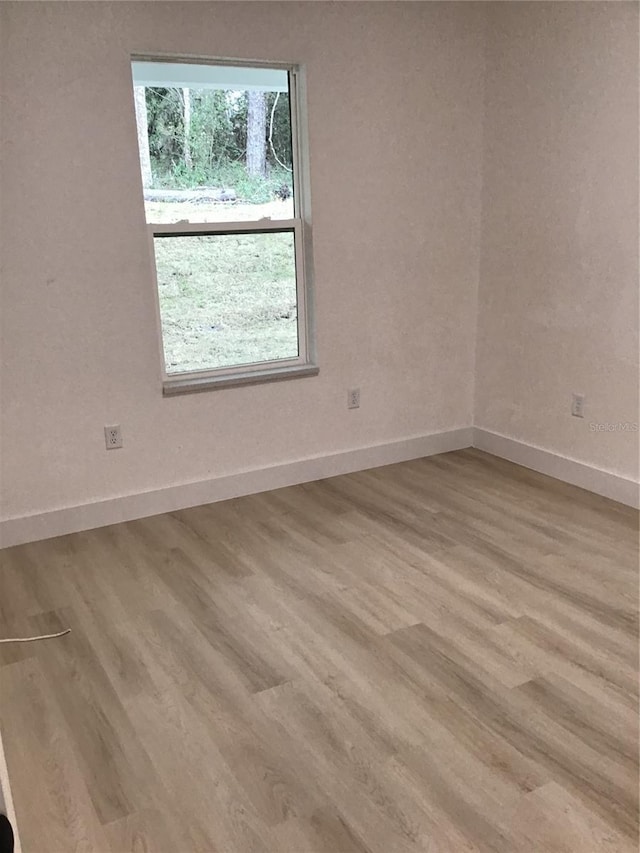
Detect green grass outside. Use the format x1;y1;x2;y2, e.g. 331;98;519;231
154;231;298;373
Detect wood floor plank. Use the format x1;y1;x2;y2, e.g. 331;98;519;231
0;658;108;852
101;808;196;853
505;780;636;852
272;807;373;853
25;608;162;826
0;449;637;851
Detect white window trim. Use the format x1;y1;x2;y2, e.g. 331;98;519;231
133;55;317;395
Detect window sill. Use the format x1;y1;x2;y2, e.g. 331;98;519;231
162;363;319;396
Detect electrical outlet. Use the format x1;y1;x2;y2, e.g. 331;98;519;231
348;388;360;409
571;393;585;418
104;424;123;449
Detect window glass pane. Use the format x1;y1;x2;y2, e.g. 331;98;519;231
154;232;299;374
132;63;294;224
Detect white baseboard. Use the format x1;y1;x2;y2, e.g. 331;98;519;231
473;428;640;509
0;428;474;548
3;425;636;549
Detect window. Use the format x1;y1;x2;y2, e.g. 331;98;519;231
131;58;316;394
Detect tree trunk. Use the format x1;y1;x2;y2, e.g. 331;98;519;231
246;91;267;177
134;86;153;188
183;88;192;170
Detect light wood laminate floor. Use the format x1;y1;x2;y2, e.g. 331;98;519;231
0;449;638;852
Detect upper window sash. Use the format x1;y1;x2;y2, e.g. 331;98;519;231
133;57;302;226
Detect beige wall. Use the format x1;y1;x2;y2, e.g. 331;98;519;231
475;1;639;481
0;1;485;521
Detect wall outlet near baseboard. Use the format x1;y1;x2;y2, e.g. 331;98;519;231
571;393;585;418
347;388;360;409
104;425;123;449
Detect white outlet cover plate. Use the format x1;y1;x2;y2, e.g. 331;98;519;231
104;425;123;449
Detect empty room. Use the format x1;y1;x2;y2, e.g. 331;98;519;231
0;1;638;851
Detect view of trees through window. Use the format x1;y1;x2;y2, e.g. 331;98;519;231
135;85;294;210
133;66;304;378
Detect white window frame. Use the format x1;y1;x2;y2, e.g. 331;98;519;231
133;55;317;395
